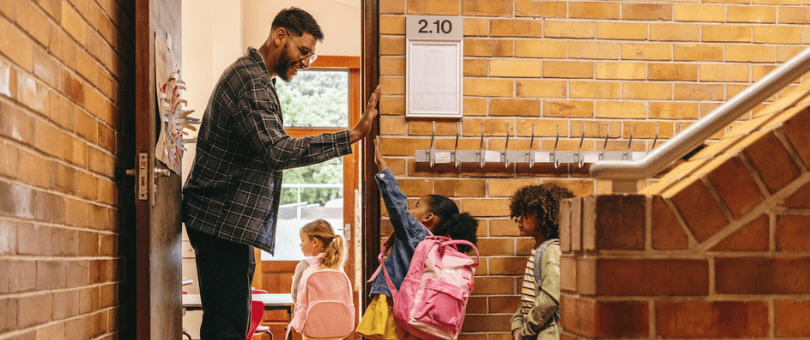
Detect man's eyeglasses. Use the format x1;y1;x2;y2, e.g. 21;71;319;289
284;29;317;63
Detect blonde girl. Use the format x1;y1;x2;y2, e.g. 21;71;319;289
291;219;346;302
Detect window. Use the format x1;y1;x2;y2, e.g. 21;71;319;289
262;57;361;262
277;70;350;127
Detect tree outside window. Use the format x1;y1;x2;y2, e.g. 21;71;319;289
277;70;349;207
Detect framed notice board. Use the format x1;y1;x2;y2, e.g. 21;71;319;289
406;15;463;118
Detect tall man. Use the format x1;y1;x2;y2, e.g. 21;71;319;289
182;7;381;339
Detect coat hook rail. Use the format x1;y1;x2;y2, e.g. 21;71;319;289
418;121;651;167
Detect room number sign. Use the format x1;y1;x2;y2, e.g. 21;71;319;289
406;16;463;118
416;18;455;35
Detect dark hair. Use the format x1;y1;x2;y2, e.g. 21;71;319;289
425;195;478;253
509;184;574;240
271;7;324;41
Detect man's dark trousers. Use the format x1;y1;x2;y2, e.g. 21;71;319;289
187;226;256;340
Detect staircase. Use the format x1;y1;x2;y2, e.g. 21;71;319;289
560;80;810;338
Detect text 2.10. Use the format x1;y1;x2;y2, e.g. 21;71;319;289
418;19;452;34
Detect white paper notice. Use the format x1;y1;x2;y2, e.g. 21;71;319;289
409;43;458;114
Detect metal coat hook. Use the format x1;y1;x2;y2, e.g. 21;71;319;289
599;124;610;160
478;123;485;168
576;122;585;168
428;122;436;168
651;123;659;150
503;124;511;168
552;124;560;168
623;124;634;160
453;122;460;168
528;124;536;168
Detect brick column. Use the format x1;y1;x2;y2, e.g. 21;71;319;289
561;186;810;339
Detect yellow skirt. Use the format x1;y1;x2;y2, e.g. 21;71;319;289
355;295;419;340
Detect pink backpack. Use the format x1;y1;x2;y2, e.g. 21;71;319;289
376;235;480;340
287;260;355;340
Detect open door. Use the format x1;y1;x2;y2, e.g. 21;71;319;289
133;0;183;339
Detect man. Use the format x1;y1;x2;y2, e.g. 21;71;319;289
182;7;381;339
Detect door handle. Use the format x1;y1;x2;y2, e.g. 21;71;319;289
115;168;136;181
155;168;172;177
152;167;172;206
120;154;174;203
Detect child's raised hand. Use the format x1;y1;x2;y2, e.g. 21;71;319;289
374;136;388;171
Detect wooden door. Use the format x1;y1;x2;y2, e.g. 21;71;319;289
134;0;183;339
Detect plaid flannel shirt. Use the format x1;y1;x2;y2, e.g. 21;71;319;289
182;47;352;254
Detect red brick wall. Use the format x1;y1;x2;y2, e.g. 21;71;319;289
0;0;134;338
561;185;810;338
559;90;810;338
377;0;810;338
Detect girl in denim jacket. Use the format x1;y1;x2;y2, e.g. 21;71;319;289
356;137;479;340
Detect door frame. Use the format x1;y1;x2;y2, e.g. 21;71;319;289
361;0;380;310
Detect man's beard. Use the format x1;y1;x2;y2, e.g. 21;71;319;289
275;45;296;82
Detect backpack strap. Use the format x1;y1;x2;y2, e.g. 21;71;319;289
368;232;403;296
377;233;441;297
366;232;396;283
532;238;557;287
533;238;560;328
434;238;480;268
367;228;435;283
287;263;321;340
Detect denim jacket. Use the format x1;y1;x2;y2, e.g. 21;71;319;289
369;168;431;297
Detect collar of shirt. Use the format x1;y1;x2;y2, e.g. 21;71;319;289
246;46;277;87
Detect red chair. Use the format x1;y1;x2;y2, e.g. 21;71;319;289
247;299;268;340
249;289;271;340
250;248;272;339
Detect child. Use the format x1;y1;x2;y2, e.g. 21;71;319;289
291;219;346;303
509;184;573;340
356;137;479;340
288;219;354;340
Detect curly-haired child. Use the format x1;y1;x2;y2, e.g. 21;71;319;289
509;184;573;340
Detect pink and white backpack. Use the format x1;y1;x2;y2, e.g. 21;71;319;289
376;234;480;340
287;259;355;340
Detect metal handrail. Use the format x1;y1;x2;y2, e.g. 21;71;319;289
590;46;810;193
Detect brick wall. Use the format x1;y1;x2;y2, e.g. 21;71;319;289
558;90;810;338
0;0;134;339
377;0;809;338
